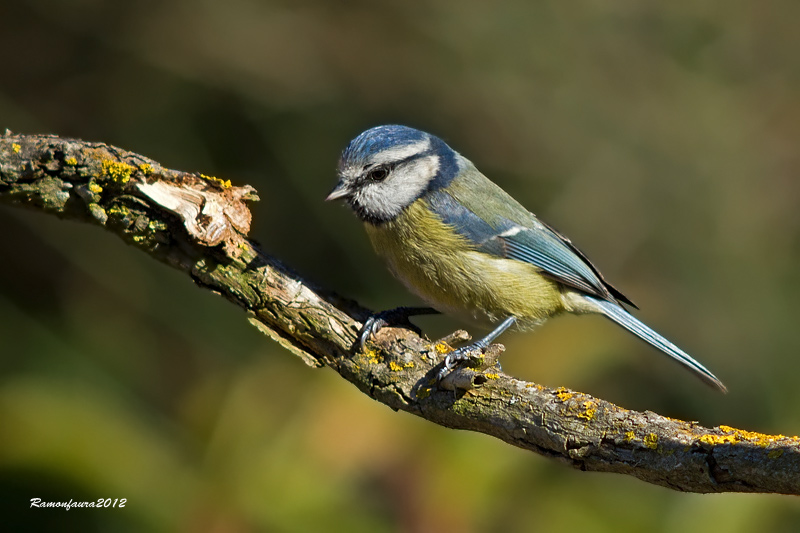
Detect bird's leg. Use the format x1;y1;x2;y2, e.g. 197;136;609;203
438;316;517;380
358;306;440;349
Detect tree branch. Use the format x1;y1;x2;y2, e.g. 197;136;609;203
2;131;798;495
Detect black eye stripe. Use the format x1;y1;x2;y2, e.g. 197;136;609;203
361;149;431;180
363;163;395;182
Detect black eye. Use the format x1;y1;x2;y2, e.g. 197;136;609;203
367;166;389;182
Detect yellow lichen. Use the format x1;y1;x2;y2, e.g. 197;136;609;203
433;342;452;354
554;387;575;402
361;347;382;365
89;183;103;194
148;220;167;232
525;383;544;390
200;173;231;189
484;373;499;380
624;431;636;443
643;433;659;450
388;360;414;372
139;163;153;175
417;387;431;400
698;425;790;448
577;400;597;421
468;353;485;367
65;156;78;166
107;204;128;217
12;143;20;153
102;159;135;183
768;449;784;459
698;433;739;446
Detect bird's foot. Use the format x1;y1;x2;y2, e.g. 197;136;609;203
357;306;438;350
437;340;490;381
436;316;516;382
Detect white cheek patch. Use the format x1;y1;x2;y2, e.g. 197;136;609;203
356;154;441;220
384;154;440;204
370;138;432;166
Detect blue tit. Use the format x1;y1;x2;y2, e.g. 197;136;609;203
326;125;726;392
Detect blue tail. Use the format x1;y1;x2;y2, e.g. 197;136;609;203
583;296;727;392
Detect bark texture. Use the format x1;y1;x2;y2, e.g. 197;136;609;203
1;131;798;495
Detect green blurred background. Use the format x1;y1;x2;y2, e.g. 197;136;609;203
2;1;799;531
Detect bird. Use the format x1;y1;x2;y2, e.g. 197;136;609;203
326;124;726;392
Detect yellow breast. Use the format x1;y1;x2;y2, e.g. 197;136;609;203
363;200;566;328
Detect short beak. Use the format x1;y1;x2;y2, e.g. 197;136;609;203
325;182;350;202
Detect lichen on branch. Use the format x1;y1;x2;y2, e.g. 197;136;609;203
1;131;799;495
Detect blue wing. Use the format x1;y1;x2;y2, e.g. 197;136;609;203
425;191;635;307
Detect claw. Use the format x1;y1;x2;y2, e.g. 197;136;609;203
435;316;517;382
436;342;488;381
358;315;388;349
356;306;440;351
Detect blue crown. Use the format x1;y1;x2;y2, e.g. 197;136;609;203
341;125;429;164
341;125;460;191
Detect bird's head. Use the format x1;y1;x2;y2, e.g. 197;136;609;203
326;125;460;224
